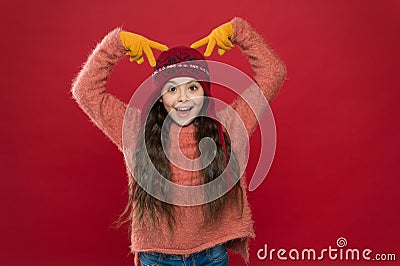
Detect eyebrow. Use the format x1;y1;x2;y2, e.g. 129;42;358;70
165;80;198;85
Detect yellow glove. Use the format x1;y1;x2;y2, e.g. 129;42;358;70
190;21;234;57
119;31;168;67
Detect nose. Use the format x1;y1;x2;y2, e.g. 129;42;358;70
177;87;189;102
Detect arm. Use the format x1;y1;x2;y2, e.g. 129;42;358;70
233;17;286;103
71;28;141;152
219;17;287;136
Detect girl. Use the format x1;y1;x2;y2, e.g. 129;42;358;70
71;17;286;266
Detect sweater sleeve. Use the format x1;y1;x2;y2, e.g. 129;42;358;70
71;28;142;152
217;17;286;138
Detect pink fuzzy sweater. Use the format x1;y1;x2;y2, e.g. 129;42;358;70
71;17;286;265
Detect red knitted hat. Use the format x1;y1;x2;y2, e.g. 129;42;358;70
152;46;210;95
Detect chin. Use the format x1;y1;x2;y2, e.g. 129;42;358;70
171;116;195;127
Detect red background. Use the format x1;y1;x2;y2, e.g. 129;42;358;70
1;0;399;265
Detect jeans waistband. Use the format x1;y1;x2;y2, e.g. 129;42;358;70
143;242;227;259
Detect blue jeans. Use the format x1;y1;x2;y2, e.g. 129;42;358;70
139;242;228;266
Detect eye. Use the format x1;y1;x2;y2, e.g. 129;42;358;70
168;86;176;92
188;85;198;91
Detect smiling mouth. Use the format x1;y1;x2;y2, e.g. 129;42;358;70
174;106;193;117
175;107;193;111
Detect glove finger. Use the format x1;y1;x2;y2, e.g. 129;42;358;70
143;44;156;67
220;37;234;49
216;41;231;51
218;48;226;56
129;50;143;61
148;40;169;51
216;27;234;47
190;36;209;49
126;43;143;59
204;37;216;57
214;30;234;50
129;54;142;62
136;57;144;65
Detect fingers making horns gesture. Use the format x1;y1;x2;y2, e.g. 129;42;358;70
119;31;169;67
119;20;234;67
190;21;234;57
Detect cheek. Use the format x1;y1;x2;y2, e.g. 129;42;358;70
193;97;205;109
161;94;175;108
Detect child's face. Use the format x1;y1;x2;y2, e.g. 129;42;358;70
160;77;205;126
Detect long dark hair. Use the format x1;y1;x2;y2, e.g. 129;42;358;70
116;96;244;235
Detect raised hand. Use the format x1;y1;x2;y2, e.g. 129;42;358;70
190;21;234;57
119;31;168;67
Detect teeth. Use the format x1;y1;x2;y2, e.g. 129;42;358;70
176;107;191;111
